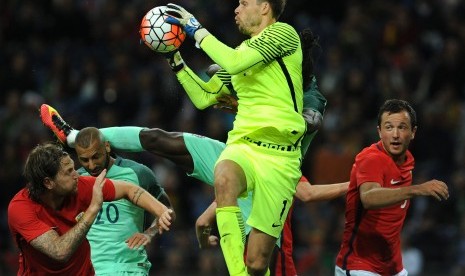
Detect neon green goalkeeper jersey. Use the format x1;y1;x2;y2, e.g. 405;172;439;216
178;22;306;146
78;156;164;275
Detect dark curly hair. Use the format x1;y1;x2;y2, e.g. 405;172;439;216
300;28;321;90
24;142;69;202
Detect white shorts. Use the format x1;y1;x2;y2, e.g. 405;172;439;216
335;266;408;276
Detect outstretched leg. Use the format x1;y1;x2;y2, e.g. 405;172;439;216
41;104;196;174
139;128;194;173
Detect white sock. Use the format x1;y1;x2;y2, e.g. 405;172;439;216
67;130;79;148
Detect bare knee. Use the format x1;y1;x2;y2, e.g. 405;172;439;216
245;230;276;275
214;160;247;206
214;174;239;206
246;257;268;276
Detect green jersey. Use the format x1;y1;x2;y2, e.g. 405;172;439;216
79;156;164;275
304;76;327;118
178;22;306;146
301;76;327;155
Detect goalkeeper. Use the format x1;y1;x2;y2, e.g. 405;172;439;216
164;1;310;274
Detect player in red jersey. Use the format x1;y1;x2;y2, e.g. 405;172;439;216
335;99;449;276
7;142;173;275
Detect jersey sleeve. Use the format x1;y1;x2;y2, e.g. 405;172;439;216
8;199;53;242
356;153;385;187
299;175;309;183
303;76;327;115
78;176;115;204
176;65;232;109
200;23;300;74
245;23;300;63
102;178;116;200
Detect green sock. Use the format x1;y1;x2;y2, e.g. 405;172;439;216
216;206;247;276
100;127;144;152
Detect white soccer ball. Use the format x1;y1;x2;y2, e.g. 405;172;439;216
139;6;186;53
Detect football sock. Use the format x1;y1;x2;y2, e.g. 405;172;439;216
216;206;247;276
100;127;144;152
66;130;79;148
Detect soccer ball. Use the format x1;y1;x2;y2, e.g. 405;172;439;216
139;6;186;53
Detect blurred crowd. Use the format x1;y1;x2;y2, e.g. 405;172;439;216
1;0;465;275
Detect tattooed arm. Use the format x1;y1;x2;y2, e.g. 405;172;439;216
112;181;174;233
29;169;107;262
29;213;96;262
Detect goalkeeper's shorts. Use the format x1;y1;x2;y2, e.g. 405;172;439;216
216;138;301;238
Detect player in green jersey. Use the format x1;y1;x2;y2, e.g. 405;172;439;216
72;127;173;275
165;0;308;274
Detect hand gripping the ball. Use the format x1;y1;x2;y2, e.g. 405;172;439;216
163;50;185;72
165;3;210;47
164;3;201;37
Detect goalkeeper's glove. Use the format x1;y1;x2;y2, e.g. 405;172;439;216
165;3;210;47
163;50;185;73
302;108;323;133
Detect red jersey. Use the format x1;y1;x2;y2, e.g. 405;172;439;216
7;176;116;276
336;141;414;275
